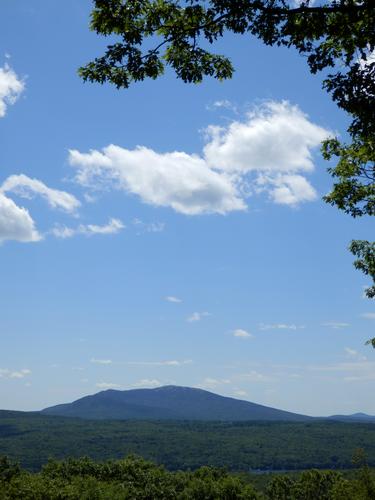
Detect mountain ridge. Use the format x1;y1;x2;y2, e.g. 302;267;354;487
42;384;312;421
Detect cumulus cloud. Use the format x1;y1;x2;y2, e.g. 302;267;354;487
187;311;210;322
204;101;329;174
232;329;253;339
69;101;330;214
90;358;112;365
0;63;24;117
69;145;245;215
0;368;31;379
165;296;182;303
0;193;41;244
51;218;125;239
1;174;80;214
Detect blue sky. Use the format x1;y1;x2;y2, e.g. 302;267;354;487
0;0;374;415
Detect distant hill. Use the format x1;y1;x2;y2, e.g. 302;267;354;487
328;412;375;423
42;385;311;421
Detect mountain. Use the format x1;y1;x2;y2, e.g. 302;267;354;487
328;412;375;423
42;385;311;421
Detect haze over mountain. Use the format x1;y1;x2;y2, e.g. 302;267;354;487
42;385;313;421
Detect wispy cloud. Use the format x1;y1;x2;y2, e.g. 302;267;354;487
0;368;31;379
322;321;350;329
259;323;305;331
132;379;162;388
1;174;80;214
362;313;375;320
52;218;125;239
165;296;182;303
90;358;112;365
199;377;231;389
132;218;165;234
127;359;192;367
96;382;121;389
187;312;210;322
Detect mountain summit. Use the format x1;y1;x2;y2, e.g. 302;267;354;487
42;385;310;421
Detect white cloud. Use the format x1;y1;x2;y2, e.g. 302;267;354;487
69;145;245;215
165;296;182;303
232;328;253;339
69;101;329;214
187;311;210;322
0;368;31;379
1;174;80;214
90;358;112;365
258;174;317;205
0;63;24;117
259;323;305;331
96;382;121;389
51;218;125;239
322;321;350;329
208;99;238;113
0;193;41;244
132;378;162;388
362;313;375;320
204;101;329;174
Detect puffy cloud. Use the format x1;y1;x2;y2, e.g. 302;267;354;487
51;218;125;239
69;145;245;215
165;296;182;303
0;193;41;243
69;101;330;213
258;174;317;205
1;174;80;213
204;101;329;174
187;311;210;322
232;329;253;339
0;63;24;117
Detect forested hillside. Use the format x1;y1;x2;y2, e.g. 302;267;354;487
1;411;375;472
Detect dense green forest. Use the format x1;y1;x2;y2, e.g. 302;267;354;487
1;454;375;499
1;411;375;472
